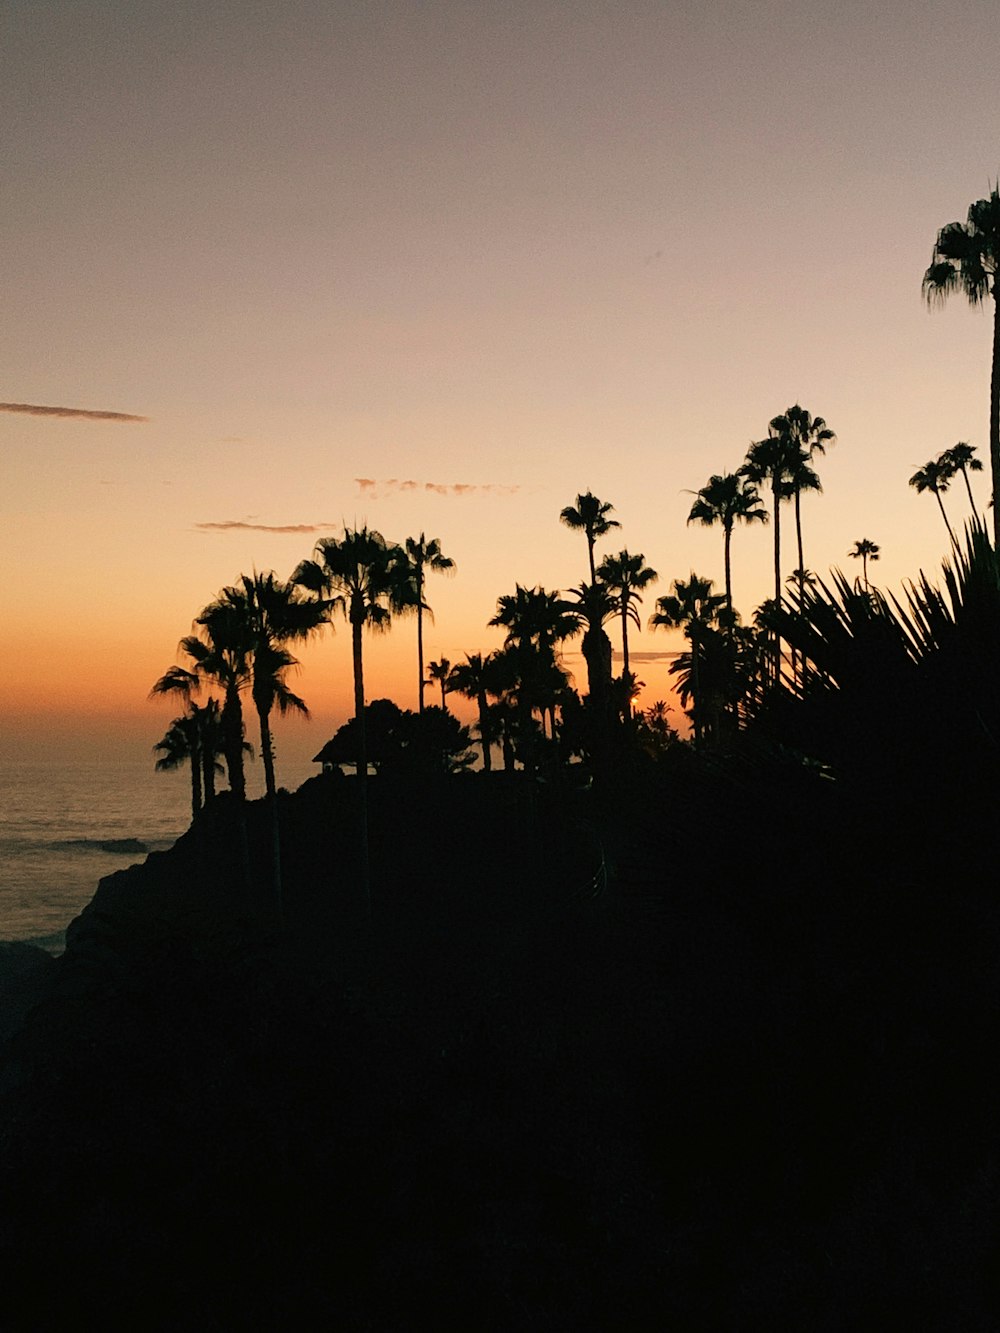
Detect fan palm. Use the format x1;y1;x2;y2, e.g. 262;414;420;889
595;549;658;707
488;585;576;768
404;533;455;711
566;581;616;705
294;527;415;910
687;472;768;622
449;652;498;771
426;657;452;711
923;188;1000;545
559;491;620;582
909;459;957;547
939;442;984;515
154;713;204;819
202;572;323;799
848;539;880;591
650;574;726;744
769;405;834;602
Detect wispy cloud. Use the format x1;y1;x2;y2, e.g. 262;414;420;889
195;520;339;535
355;477;520;500
612;649;681;663
0;401;148;422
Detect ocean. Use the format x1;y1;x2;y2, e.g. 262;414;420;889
0;755;317;951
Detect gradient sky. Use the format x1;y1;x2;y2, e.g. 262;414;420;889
3;0;998;777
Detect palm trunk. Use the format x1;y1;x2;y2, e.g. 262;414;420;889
960;465;976;514
352;613;371;916
201;745;216;804
935;489;957;547
587;534;596;584
440;680;447;711
189;752;203;820
222;686;246;800
416;566;425;712
991;293;1000;549
723;523;733;622
620;601;632;718
690;630;702;746
793;489;806;687
257;701;277;799
477;690;492;772
772;482;782;685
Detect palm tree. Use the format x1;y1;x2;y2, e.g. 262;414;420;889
909;460;957;546
294;528;415;911
769;405;834;604
449;652;497;771
742;433;798;682
595;549;658;705
923;188;1000;546
566;581;616;706
848;539;881;591
150;614;251;802
650;574;726;745
559;491;620;583
687;472;768;622
202;572;323;800
488;585;576;768
404;534;455;712
939;442;984;515
153;713;204;819
426;657;452;711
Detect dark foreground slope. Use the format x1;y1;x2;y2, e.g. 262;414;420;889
1;761;997;1330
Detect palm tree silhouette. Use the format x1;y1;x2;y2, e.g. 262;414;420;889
595;549;658;709
150;616;251;802
909;460;957;546
923;187;1000;545
848;539;881;591
449;652;498;771
294;527;415;911
560;491;620;583
650;574;725;745
154;712;205;819
742;433;799;681
566;581;616;707
939;442;984;515
769;405;834;605
489;585;576;769
404;534;455;712
687;472;768;623
426;657;452;711
202;572;323;800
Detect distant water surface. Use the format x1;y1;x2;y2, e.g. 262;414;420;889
0;756;310;950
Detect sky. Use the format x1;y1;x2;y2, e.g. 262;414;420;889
3;0;998;778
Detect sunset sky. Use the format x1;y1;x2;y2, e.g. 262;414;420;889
3;0;998;779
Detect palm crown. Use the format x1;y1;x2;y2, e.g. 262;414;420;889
560;491;620;582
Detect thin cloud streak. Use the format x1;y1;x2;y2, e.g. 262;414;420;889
0;402;149;422
196;520;340;534
355;477;520;499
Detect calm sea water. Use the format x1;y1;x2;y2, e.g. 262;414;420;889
0;756;317;950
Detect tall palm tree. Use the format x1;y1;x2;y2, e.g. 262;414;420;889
595;549;658;702
687;472;768;622
769;405;835;604
909;460;957;547
939;442;984;515
150;614;251;802
566;581;616;706
650;574;726;745
404;534;455;712
426;657;452;711
560;491;620;583
294;528;415;911
742;433;799;681
449;652;498;771
488;585;576;768
153;713;204;820
202;572;324;800
923;188;1000;546
849;539;881;591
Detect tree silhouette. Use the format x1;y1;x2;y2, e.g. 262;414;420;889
404;534;455;712
426;657;452;711
939;442;984;515
153;712;204;819
596;549;658;711
923;187;1000;545
201;572;323;800
687;472;767;624
768;404;834;607
449;652;499;771
488;585;576;768
742;432;800;681
650;574;726;745
909;460;957;547
293;527;415;911
848;539;881;591
560;491;620;583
